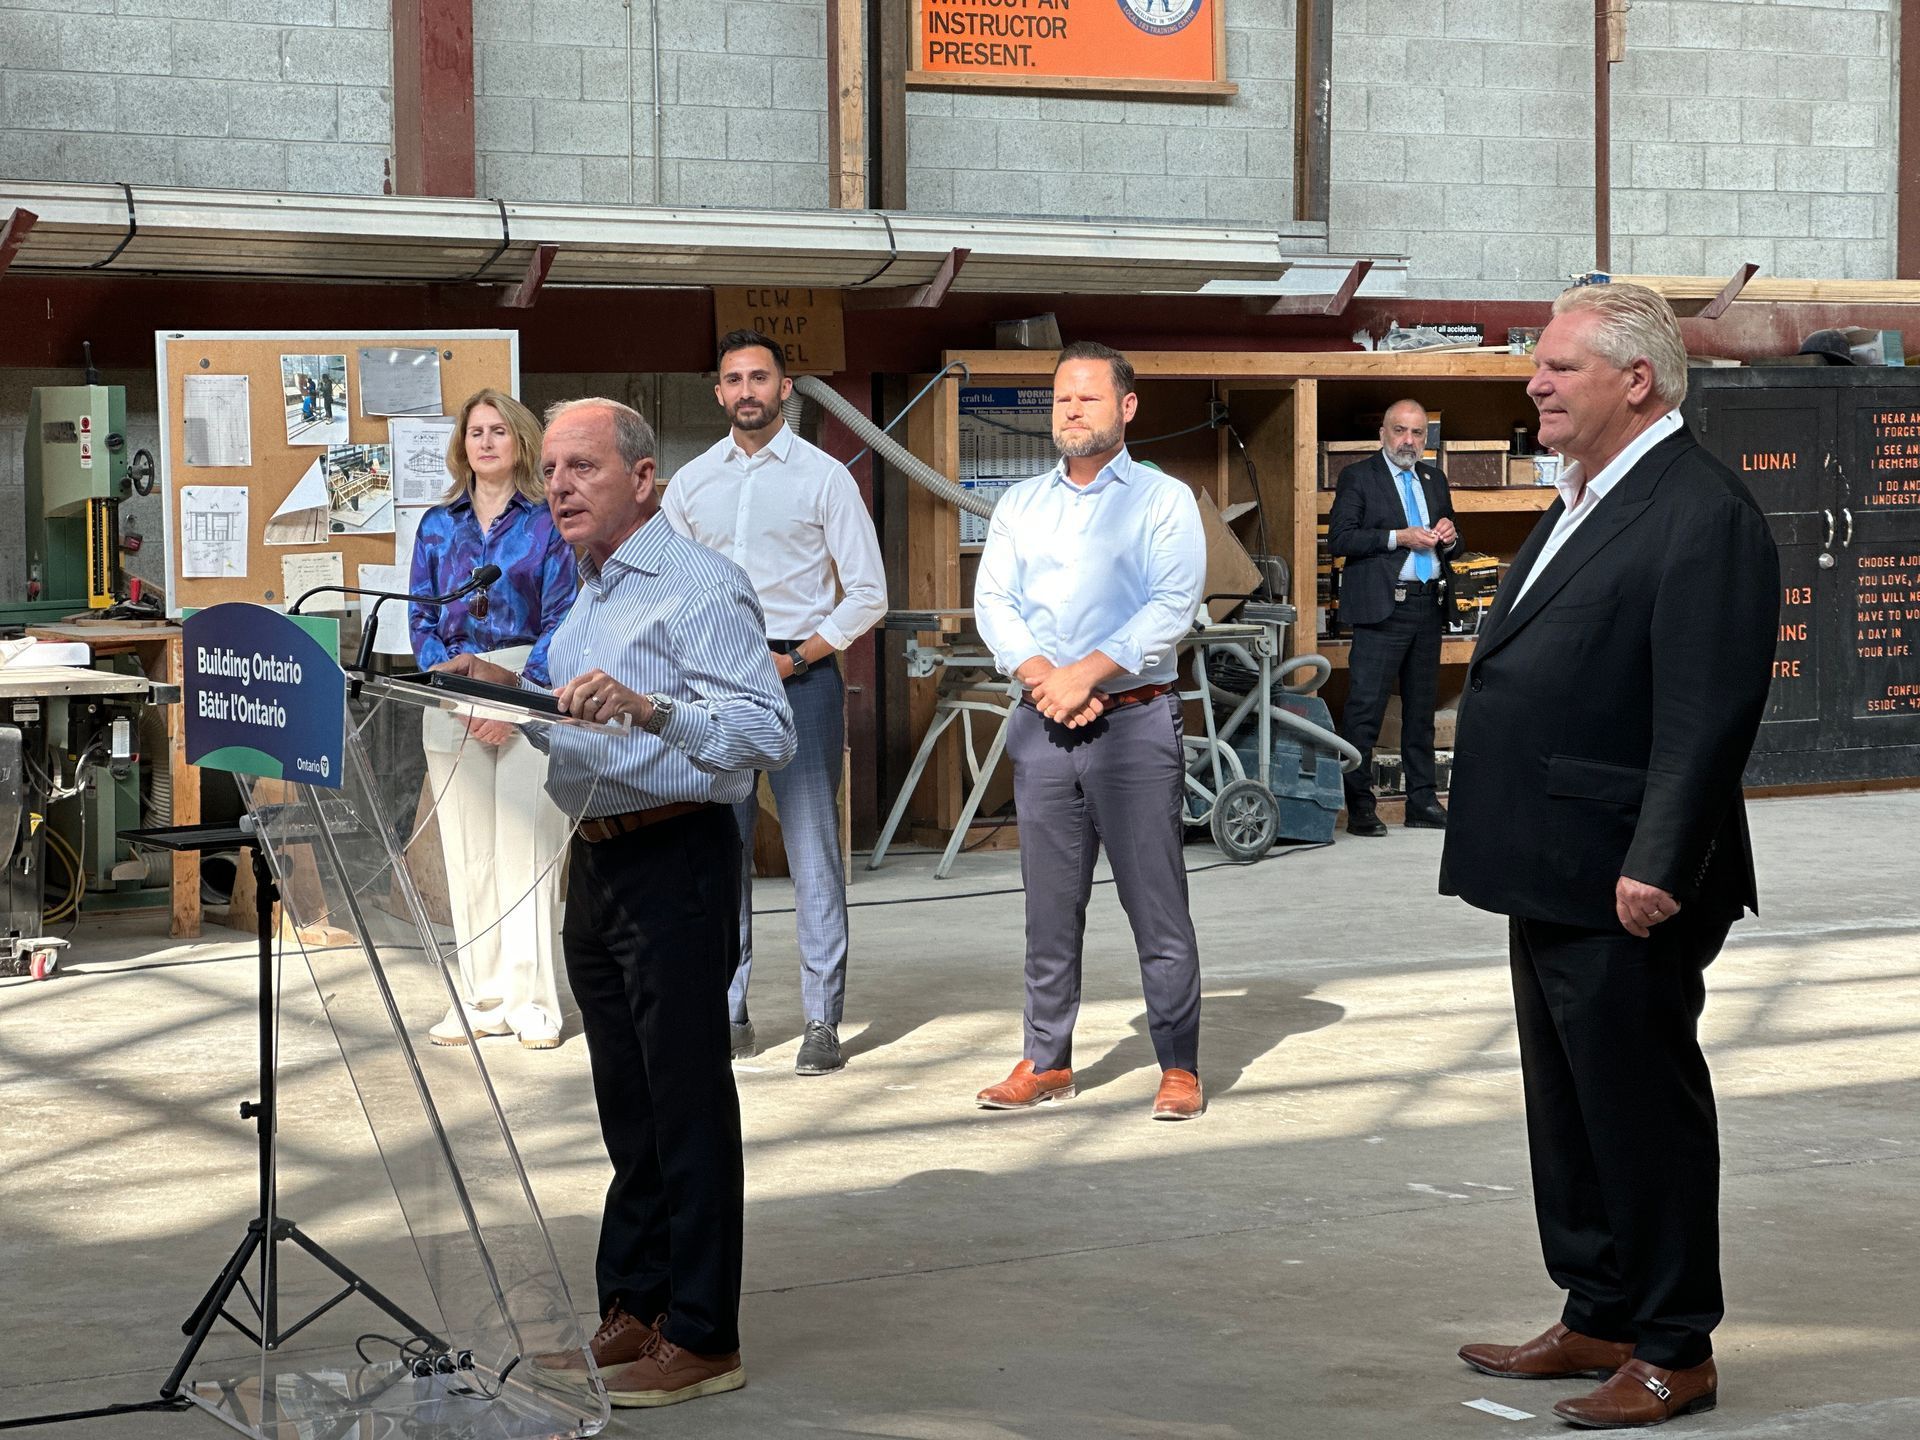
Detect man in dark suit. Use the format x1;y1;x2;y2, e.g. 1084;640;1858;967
1443;284;1778;1430
1327;398;1461;836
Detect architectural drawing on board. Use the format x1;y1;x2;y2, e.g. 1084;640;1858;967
180;485;249;578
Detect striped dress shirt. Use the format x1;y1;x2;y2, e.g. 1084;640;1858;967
539;514;796;818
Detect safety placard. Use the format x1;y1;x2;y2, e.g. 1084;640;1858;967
910;0;1233;96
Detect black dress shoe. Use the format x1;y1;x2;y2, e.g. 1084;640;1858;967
1405;802;1448;829
1346;812;1387;837
795;1021;845;1075
730;1020;758;1060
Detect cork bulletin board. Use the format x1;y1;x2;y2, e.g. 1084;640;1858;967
154;330;519;615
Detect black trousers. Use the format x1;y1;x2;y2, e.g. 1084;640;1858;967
1340;591;1445;812
1509;907;1733;1370
564;803;745;1356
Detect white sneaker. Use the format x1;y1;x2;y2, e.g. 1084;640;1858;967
428;1005;513;1047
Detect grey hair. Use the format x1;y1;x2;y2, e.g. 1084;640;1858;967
544;397;657;467
1551;282;1690;407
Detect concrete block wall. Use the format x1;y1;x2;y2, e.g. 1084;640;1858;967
1330;0;1900;299
903;10;1296;224
473;0;830;208
0;2;394;195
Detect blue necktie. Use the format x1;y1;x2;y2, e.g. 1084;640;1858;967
1399;469;1434;581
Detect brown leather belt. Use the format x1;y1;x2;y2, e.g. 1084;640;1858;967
1021;680;1174;712
1104;681;1175;707
577;801;715;844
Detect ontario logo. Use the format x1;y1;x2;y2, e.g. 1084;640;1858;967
1120;0;1202;35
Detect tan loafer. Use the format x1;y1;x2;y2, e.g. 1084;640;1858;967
1151;1068;1205;1120
975;1059;1075;1110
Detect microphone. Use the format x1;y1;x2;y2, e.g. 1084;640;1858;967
291;564;505;697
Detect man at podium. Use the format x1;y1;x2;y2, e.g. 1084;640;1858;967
441;396;795;1410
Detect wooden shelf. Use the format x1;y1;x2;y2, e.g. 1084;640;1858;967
1315;487;1556;515
1319;636;1480;669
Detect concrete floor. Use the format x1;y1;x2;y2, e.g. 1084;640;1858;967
2;791;1916;1439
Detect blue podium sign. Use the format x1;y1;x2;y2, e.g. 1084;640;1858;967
184;603;346;788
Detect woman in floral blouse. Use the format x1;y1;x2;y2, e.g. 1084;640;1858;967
409;388;575;1050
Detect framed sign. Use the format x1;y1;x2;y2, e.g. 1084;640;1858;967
909;0;1234;96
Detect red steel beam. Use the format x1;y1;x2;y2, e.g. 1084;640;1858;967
393;0;476;197
1243;259;1374;317
498;244;558;309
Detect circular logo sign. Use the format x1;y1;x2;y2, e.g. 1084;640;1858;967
1119;0;1202;36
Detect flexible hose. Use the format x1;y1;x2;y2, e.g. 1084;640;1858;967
792;374;995;519
1208;642;1363;773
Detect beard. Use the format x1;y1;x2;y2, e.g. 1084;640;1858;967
1384;439;1423;467
728;397;780;433
1054;419;1124;458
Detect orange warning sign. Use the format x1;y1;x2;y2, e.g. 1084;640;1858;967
910;0;1232;95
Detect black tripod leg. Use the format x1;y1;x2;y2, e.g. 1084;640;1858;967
162;1220;267;1400
281;1222;445;1352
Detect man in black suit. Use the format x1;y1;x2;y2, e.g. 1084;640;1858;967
1327;398;1461;836
1443;284;1778;1430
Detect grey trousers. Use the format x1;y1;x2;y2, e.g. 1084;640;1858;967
1006;691;1202;1074
731;660;848;1027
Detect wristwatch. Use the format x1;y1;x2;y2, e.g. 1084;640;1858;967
787;648;810;677
640;693;674;734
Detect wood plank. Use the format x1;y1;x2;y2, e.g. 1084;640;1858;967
1315;486;1557;514
827;0;867;209
1614;273;1920;306
945;350;1537;381
1321;636;1478;670
1293;0;1331;223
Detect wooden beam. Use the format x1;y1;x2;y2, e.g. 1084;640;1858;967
846;247;969;309
1242;259;1373;318
0;207;38;281
827;0;867;209
1901;0;1920;276
392;0;476;197
1293;0;1331;223
498;243;558;309
873;0;909;208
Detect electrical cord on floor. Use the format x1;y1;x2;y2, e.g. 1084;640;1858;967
0;1396;191;1431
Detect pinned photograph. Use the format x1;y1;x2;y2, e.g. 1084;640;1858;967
324;444;395;535
280;354;349;446
357;346;444;417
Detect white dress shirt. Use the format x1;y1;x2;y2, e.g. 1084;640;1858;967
662;422;887;650
973;448;1206;691
1511;409;1683;604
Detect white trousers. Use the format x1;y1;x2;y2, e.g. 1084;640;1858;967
422;707;568;1029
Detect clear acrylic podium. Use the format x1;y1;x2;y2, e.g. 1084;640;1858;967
185;673;615;1440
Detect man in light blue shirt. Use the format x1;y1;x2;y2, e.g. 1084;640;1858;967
972;341;1210;1121
443;397;793;1410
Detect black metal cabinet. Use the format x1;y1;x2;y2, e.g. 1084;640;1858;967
1685;368;1920;786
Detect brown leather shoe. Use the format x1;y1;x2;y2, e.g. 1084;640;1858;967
1458;1321;1634;1380
1151;1068;1205;1120
976;1059;1075;1110
1553;1357;1718;1429
531;1301;657;1377
602;1333;745;1408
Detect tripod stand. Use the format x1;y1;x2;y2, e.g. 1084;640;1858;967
121;829;443;1400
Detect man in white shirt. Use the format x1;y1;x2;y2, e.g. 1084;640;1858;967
663;329;886;1077
971;341;1210;1121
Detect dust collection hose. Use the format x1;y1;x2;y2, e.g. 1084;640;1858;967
787;377;1356;768
791;374;995;519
